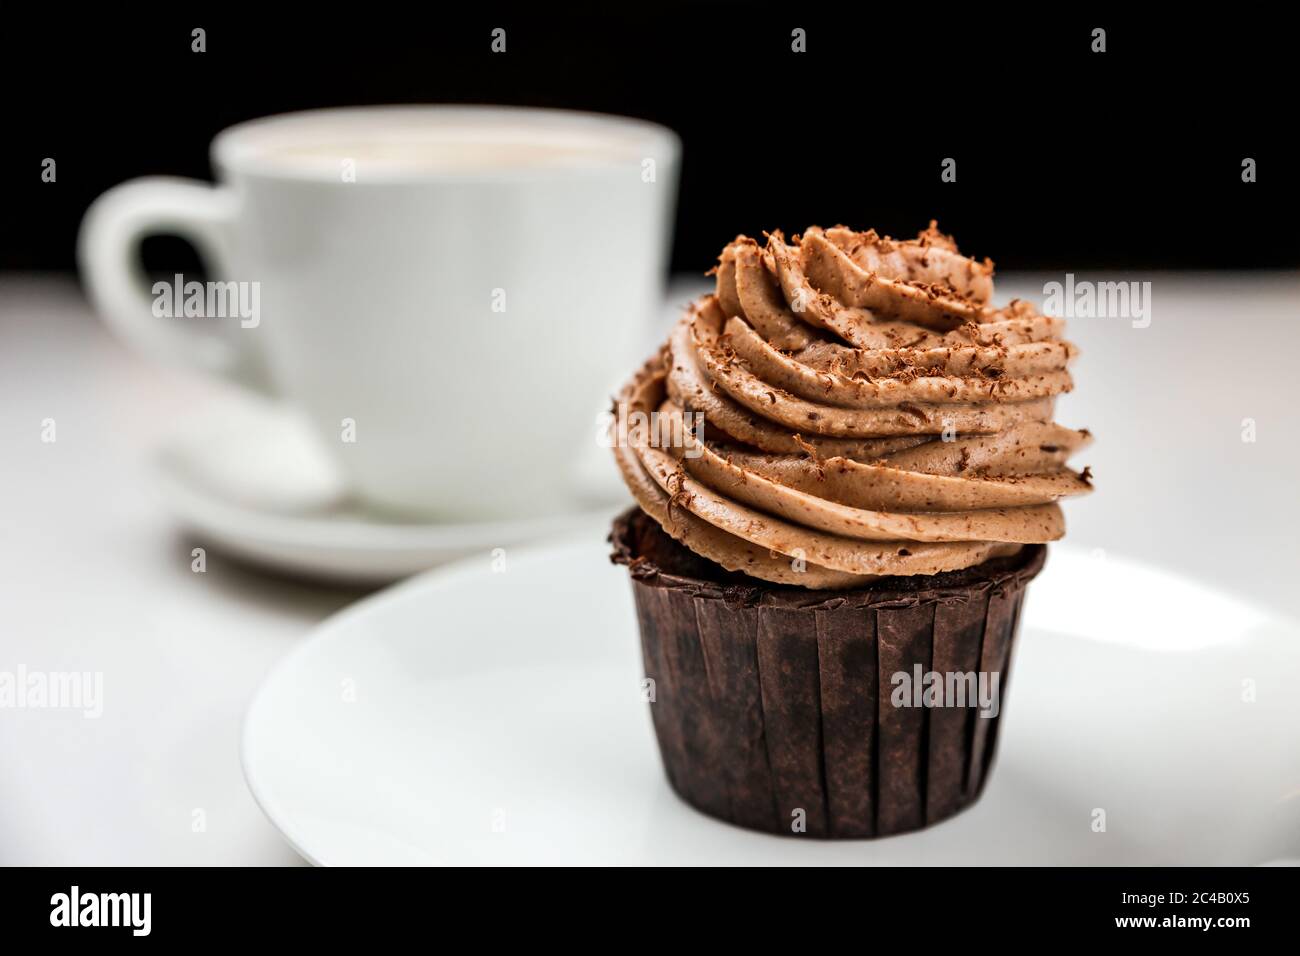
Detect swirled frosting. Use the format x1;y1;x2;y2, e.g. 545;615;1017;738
611;222;1093;589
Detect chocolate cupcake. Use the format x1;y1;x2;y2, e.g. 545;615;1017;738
609;222;1092;838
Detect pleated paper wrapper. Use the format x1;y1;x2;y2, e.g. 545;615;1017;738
611;509;1046;839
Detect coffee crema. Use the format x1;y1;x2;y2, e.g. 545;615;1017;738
263;135;639;172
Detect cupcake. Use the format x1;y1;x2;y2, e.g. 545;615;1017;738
609;222;1092;838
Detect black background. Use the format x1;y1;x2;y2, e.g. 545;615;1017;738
0;866;1279;937
3;7;1294;275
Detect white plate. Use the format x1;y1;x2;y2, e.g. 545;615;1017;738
152;401;621;583
241;539;1300;865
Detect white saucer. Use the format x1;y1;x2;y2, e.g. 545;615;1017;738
152;401;621;583
241;539;1300;865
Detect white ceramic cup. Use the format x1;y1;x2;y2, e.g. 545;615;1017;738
78;106;680;520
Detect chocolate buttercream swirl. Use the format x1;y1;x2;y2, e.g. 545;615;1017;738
611;222;1093;589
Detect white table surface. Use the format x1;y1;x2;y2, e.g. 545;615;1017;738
2;271;1298;865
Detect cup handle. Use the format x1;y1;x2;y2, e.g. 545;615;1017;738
77;176;272;395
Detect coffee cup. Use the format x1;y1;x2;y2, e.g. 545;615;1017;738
78;106;680;520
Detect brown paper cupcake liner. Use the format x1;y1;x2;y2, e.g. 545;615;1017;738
611;508;1046;839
